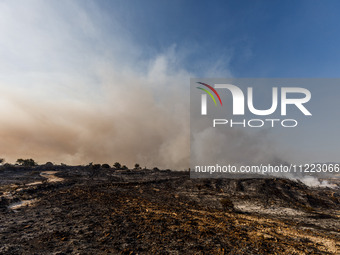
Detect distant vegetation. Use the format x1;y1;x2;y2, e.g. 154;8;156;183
16;158;37;167
0;158;161;173
113;162;121;169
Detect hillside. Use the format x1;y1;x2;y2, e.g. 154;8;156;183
0;166;339;254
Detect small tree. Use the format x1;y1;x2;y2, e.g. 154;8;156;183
113;162;121;169
44;162;54;170
16;158;37;167
121;165;128;170
16;158;24;165
134;163;141;170
101;163;110;169
0;158;4;164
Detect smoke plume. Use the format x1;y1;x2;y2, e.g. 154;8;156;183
0;1;191;168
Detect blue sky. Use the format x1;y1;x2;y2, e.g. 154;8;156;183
98;0;340;77
0;0;339;167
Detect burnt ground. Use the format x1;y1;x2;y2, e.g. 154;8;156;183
0;166;339;254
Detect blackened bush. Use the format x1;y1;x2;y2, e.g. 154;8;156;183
92;164;101;170
113;162;121;169
220;198;235;211
16;158;37;167
101;164;110;169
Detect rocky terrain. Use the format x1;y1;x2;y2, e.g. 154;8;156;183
0;165;339;254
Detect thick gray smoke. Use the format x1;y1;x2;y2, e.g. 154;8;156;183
0;54;190;169
0;1;191;168
191;127;284;167
0;1;295;169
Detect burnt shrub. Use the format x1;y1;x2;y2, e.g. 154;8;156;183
16;158;37;167
88;163;101;179
1;163;12;171
113;162;121;170
220;198;235;211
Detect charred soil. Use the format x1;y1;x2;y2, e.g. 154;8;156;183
0;166;339;254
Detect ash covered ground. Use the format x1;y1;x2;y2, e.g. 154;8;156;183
0;165;339;254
